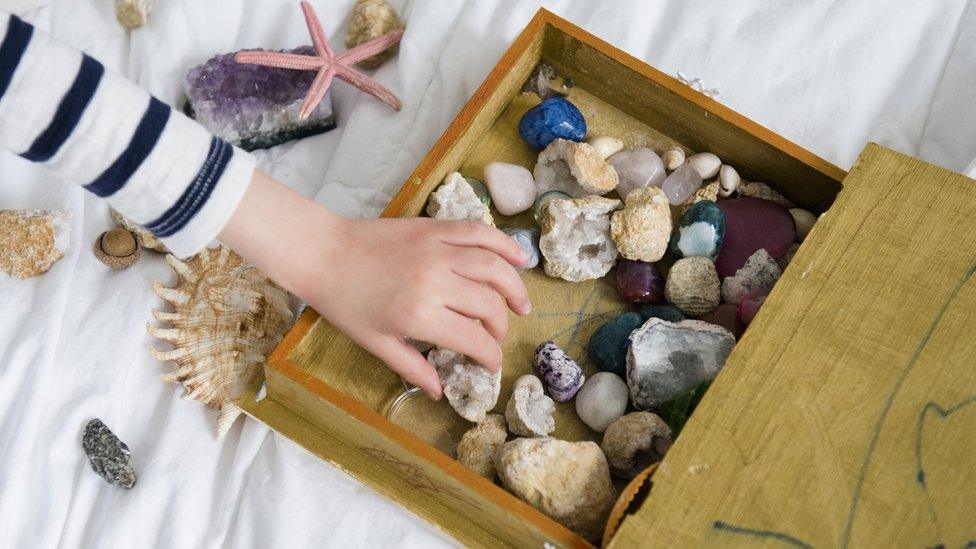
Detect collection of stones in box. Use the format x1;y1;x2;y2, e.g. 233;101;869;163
422;92;816;540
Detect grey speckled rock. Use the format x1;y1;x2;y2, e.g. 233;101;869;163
495;437;615;542
626;318;734;409
82;419;136;488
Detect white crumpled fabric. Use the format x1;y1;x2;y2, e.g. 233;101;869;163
2;0;975;546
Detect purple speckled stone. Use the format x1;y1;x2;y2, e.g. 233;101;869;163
615;259;665;303
715;198;797;278
532;341;585;401
184;47;336;151
738;287;770;325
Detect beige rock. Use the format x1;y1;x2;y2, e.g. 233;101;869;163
495;437;616;542
426;172;494;226
534;139;619;197
345;0;405;69
115;0;152;29
0;210;70;279
539;195;620;282
789;208;817;242
456;414;508;480
602;412;672;479
680;181;720;214
610;186;671;263
665;256;721;316
505;375;555;437
738;181;795;208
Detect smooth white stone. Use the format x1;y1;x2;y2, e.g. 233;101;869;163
587;136;625;160
575;372;628;433
484;162;537;215
718;164;740;197
687;152;721;179
607;148;666;200
789;208;817;242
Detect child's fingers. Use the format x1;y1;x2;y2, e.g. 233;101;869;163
418;309;504;373
370;335;443;399
445;276;509;341
439;221;528;267
452;248;531;315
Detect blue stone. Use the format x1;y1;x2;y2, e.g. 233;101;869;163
518;97;586;150
587;312;643;378
502;227;541;270
669;200;726;261
637;304;685;323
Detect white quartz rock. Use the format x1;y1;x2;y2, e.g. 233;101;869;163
575;372;628;433
505;375;555;436
484;162;536;216
627;318;734;409
539;195;621;282
426;172;494;226
427;347;501;422
534;139;619;197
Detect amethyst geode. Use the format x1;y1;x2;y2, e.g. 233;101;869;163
184;47;336;151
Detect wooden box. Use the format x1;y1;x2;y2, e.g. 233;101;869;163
240;9;976;547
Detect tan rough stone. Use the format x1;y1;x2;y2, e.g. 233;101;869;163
534;139;619;197
610;186;671;262
456;414;508;480
0;210;69;279
601;412;672;479
665;256;720;316
345;0;405;69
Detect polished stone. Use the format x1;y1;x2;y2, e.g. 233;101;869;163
607;147;666;200
669;200;725;260
714;197;796;278
587;312;643;378
484;162;536;215
518;97;586;150
614;258;665;303
660;164;703;205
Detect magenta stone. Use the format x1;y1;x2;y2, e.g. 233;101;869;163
615;259;665;303
738;287;770;325
714;198;797;278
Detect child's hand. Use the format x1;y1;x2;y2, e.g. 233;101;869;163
220;171;532;400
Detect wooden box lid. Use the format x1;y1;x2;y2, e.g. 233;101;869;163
612;143;976;547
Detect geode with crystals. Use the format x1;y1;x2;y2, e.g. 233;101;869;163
184;47;336;151
539;195;620;282
427;347;501;423
82;419;136;488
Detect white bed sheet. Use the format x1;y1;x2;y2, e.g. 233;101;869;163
2;0;975;547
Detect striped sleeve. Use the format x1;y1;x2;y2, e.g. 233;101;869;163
0;12;255;258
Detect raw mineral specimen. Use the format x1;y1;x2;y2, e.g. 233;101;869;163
534;139;618;197
660;164;703;205
789;208;817;242
502;227;540;270
685;152;721;179
610;186;672;263
183;47;336;151
111;209;167;253
427;347;501;423
505;375;556;437
614;258;665;303
539;195;620;282
627;318;735;409
0;210;70;279
721;248;782;305
426;172;494;226
669;200;725;261
82;419;136;488
588;312;643;378
345;0;405;69
532;341;585;402
115;0;152;29
519;98;587;150
607;147;666;200
738;287;770;326
495;437;616;542
715;197;796;278
532;190;570;225
456;414;508;480
665;256;721;316
574;372;629;433
601;412;672;479
587;136;624;160
93;229;140;270
484;162;536;216
637;304;686;323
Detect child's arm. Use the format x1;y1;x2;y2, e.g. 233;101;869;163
0;13;530;398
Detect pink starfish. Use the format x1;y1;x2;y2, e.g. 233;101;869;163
234;1;403;120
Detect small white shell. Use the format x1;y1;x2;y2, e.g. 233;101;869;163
586;136;625;160
686;152;721;179
718;165;740;197
789;208;817;242
661;146;685;171
738;181;796;208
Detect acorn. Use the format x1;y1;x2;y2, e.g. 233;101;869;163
94;228;141;269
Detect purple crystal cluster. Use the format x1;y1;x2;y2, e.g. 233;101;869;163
184;47;336;151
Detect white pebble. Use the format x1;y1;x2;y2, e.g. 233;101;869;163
718;164;739;197
586;136;625;160
575;372;628;432
789;208;817;242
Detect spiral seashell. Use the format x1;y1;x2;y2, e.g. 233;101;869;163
737;181;796;208
661;146;685;171
680;181;720;214
148;246;295;437
718;164;740;197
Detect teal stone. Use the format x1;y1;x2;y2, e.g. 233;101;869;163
637;304;685;323
587;312;643;378
668;200;726;261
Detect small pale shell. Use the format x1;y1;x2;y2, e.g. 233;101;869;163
789;208;817;242
686;152;721;179
718;165;740;197
738;181;795;208
661;146;685;171
680;181;720;214
586;136;624;160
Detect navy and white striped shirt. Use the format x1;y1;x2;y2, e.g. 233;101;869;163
0;12;254;258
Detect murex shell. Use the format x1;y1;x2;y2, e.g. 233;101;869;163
148;246;294;437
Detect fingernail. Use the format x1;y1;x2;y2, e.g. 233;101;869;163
522;301;532;315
